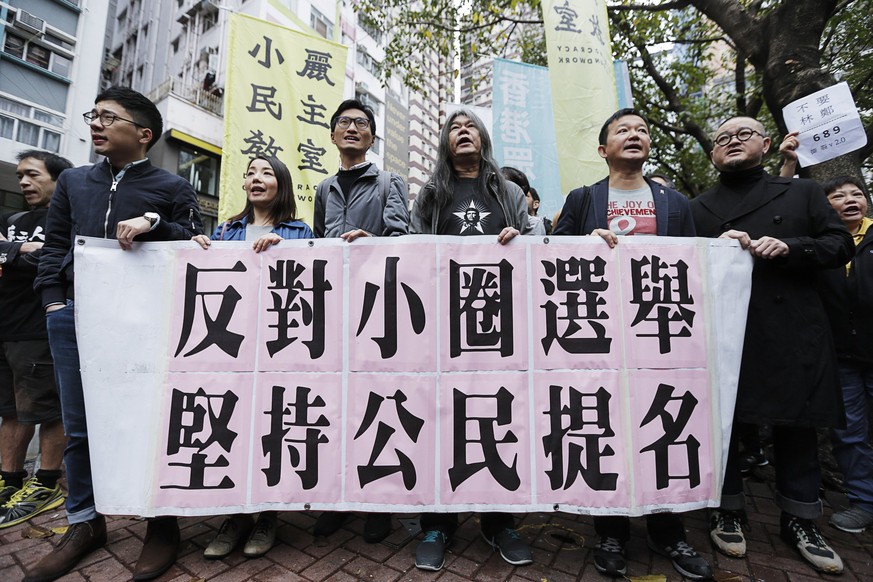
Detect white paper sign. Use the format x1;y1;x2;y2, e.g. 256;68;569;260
782;82;867;167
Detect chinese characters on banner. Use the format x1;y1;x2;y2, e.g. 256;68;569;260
782;81;868;167
492;59;563;221
543;0;618;196
73;236;752;518
219;13;347;226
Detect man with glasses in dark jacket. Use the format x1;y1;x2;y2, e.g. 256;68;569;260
27;87;202;582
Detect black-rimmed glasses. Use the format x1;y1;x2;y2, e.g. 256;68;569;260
714;128;764;147
335;116;370;130
83;111;143;128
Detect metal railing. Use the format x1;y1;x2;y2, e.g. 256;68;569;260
148;77;223;116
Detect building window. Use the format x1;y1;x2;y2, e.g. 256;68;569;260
3;34;25;59
354;90;381;117
0;96;64;152
41;130;61;152
202;11;218;33
0;115;15;139
17;120;40;146
178;146;219;198
2;33;74;79
44;33;75;52
358;14;382;43
51;53;71;77
356;48;380;77
310;7;333;39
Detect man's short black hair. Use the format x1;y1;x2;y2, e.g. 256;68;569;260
599;108;649;146
330;99;377;136
822;175;868;197
648;172;676;189
16;149;74;181
500;166;530;193
94;86;163;150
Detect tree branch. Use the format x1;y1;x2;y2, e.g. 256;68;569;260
609;1;692;11
858;122;873;162
852;67;873;96
612;14;713;151
688;0;764;63
399;16;542;35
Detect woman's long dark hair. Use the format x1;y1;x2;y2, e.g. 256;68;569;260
415;108;509;227
228;155;298;226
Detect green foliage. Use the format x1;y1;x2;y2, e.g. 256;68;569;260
358;0;872;189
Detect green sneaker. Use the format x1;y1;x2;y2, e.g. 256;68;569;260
0;477;65;529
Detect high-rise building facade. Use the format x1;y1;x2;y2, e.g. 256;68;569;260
107;0;452;227
0;0;112;213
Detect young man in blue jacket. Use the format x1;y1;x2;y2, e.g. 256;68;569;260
554;109;711;581
27;87;202;582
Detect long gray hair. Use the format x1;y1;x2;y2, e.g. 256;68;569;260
415;108;510;226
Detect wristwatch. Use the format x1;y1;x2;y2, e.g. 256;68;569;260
144;212;160;231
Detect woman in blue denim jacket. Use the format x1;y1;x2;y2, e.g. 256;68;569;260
193;155;313;251
192;155;311;559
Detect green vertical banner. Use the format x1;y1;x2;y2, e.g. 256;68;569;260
543;0;618;196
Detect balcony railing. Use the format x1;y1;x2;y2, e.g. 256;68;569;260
149;77;223;116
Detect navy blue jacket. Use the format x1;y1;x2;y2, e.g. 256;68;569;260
818;226;873;365
553;176;696;237
35;159;203;306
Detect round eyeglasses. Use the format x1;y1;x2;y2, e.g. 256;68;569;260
714;128;763;147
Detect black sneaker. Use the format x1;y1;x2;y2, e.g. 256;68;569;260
482;527;533;566
781;516;843;574
363;513;392;543
647;536;712;580
593;536;626;576
709;509;747;558
415;529;449;571
738;449;768;473
313;511;349;537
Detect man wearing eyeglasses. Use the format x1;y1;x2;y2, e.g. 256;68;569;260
311;99;409;543
27;87;203;582
313;99;409;241
691;116;853;575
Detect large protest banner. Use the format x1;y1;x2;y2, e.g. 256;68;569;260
492;58;563;221
218;13;347;226
74;236;751;517
543;0;618;197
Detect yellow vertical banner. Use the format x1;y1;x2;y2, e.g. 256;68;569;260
543;0;618;196
219;13;348;226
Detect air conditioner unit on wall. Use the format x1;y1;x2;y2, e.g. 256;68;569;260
14;10;46;38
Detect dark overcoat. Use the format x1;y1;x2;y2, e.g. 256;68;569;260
691;173;854;427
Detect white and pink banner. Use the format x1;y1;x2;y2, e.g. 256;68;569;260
73;235;752;517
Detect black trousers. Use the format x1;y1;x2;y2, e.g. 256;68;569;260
420;512;514;538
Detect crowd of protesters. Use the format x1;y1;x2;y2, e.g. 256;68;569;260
0;85;870;582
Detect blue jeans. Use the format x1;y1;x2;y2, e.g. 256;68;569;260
831;362;873;513
46;301;97;524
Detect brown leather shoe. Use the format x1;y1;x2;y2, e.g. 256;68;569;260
133;516;180;581
23;515;107;582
